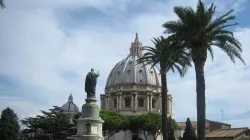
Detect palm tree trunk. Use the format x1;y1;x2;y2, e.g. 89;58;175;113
160;66;168;140
194;60;206;140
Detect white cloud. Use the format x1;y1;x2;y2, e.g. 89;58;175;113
0;0;249;129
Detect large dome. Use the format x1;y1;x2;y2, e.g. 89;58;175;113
105;55;161;88
105;33;161;89
100;33;173;117
61;94;79;113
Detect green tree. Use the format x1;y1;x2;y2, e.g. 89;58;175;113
0;0;5;9
128;115;144;140
140;112;162;140
182;118;197;140
137;37;191;140
0;107;20;140
72;112;81;125
100;110;127;140
21;106;75;140
163;1;245;139
167;117;175;140
128;113;178;140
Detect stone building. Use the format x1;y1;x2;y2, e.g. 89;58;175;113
99;33;172;140
176;119;231;138
206;128;250;140
100;33;173;118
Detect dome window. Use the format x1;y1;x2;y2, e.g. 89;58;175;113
117;71;120;74
150;71;153;74
127;70;131;74
139;69;143;73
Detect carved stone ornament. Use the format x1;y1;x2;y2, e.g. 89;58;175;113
85;123;91;135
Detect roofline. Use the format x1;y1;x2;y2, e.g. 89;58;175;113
177;119;231;126
234;128;250;138
206;127;250;138
206;119;231;126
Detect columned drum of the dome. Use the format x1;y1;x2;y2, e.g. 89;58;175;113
100;33;173;117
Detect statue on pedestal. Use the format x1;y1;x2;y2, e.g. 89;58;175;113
85;69;100;98
71;68;104;140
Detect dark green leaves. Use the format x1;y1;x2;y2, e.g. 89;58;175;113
162;0;245;65
21;106;75;139
137;36;192;77
0;107;20;140
0;0;5;9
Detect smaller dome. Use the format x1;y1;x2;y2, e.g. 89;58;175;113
61;94;79;113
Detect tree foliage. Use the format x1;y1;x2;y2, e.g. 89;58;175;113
100;110;127;140
0;0;5;9
182;118;197;140
72;112;81;125
139;112;162;140
0;107;20;140
128;112;178;140
21;106;76;140
137;36;191;140
163;0;245;139
168;117;176;140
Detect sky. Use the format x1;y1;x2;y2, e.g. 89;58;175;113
0;0;250;128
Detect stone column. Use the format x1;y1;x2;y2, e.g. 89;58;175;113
100;94;105;110
118;92;122;110
132;92;137;111
131;93;134;110
167;94;173;116
146;92;151;111
115;93;119;110
146;95;149;111
105;94;110;110
149;94;153;111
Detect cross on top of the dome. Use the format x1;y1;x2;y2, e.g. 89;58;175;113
68;93;73;103
130;32;143;56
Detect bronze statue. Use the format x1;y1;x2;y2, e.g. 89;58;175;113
85;68;100;98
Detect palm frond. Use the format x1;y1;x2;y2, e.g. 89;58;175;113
0;0;5;9
206;9;235;32
207;46;214;61
213;34;242;51
212;41;245;65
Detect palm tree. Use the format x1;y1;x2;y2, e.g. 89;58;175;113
137;37;191;140
162;1;245;140
0;0;5;9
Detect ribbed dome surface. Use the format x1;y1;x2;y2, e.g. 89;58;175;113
105;33;161;88
61;94;79;113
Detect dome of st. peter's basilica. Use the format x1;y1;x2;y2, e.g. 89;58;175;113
100;33;173;117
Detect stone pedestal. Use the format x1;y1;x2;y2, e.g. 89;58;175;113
72;98;104;140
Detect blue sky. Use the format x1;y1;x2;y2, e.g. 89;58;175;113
0;0;250;128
